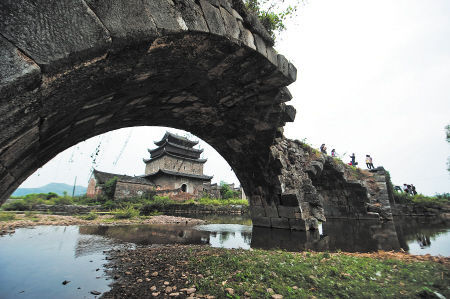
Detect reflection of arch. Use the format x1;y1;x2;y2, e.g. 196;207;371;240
0;0;324;231
181;184;187;193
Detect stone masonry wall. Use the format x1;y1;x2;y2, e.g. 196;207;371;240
114;181;156;199
145;155;204;176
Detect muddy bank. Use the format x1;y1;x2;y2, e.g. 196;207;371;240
0;214;205;235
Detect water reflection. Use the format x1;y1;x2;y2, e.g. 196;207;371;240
394;217;450;256
0;226;113;299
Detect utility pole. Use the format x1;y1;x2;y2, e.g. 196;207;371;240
72;176;77;197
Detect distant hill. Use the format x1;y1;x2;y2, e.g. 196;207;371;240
12;183;87;197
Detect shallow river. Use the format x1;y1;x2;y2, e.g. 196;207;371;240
0;216;448;298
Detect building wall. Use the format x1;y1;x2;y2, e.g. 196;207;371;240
86;178;102;198
152;176;205;195
114;181;155;199
145;155;204;175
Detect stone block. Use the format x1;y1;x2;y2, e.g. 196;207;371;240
200;0;226;35
282;105;296;123
271;217;290;229
263;203;279;218
278;205;300;218
288;218;307;231
280;192;299;206
219;0;233;14
274;87;292;103
0;126;39;169
250;205;266;218
85;0;159;44
305;218;319;230
0;36;41;100
288;62;297;82
219;7;240;39
253;34;267;56
252;216;271;228
304;193;321;206
276;54;289;78
250;195;262;206
266;47;278;66
174;0;209;32
237;21;256;49
0;0;111;72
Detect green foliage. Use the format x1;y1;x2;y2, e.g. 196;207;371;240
0;212;15;221
102;177;118;200
245;0;299;38
53;196;73;205
113;206;140;219
187;248;450;299
394;191;449;207
82;211;98;220
220;182;240;199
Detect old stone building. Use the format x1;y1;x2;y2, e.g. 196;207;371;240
87;169;155;199
86;132;213;200
143;132;213;195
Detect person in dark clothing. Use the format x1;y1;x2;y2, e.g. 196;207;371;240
350;153;356;166
320;144;327;154
411;184;417;195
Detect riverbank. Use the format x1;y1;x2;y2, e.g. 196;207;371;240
102;245;449;298
0;213;205;235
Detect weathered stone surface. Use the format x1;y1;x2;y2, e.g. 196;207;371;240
0;0;111;72
0;36;41;100
270;217;290;229
199;0;226;35
85;0;159;44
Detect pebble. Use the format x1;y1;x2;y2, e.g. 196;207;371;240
272;295;283;299
186;287;196;294
151;271;159;277
164;281;170;285
90;290;101;295
169;292;180;297
150;286;157;291
152;292;160;297
165;286;173;293
225;288;234;295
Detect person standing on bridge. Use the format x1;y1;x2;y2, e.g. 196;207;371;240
331;149;337;157
349;153;357;166
320;144;327;154
366;155;374;169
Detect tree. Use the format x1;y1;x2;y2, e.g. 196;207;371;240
220;181;239;199
245;0;301;38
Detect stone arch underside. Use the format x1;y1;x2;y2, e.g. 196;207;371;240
0;0;325;230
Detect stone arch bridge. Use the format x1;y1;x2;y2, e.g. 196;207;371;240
0;0;393;230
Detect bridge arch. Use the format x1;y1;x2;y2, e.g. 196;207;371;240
0;0;324;230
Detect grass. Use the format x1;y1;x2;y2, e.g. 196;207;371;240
112;206;140;219
0;212;15;221
81;211;98;220
187;248;449;299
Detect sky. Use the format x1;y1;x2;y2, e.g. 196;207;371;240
19;0;450;195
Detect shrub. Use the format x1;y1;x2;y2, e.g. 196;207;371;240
82;211;98;220
53;196;73;205
113;206;139;219
2;200;32;211
0;212;15;221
